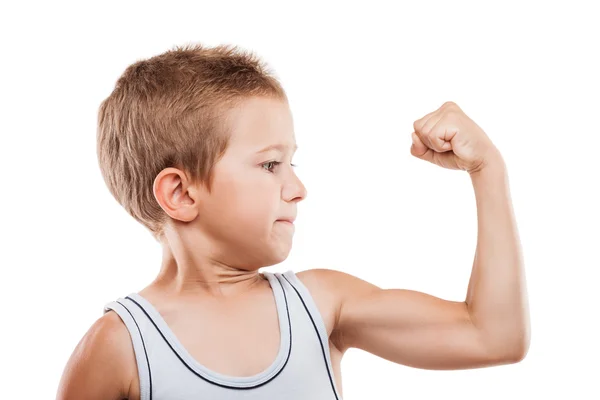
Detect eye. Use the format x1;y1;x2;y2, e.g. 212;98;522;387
262;161;280;172
262;161;298;173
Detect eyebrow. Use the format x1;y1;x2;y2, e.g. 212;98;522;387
256;143;298;154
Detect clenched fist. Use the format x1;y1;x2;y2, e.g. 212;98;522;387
410;101;502;174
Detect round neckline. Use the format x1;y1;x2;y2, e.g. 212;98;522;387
125;272;292;388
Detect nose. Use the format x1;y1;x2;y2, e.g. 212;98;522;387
283;167;307;202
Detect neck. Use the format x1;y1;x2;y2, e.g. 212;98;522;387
150;233;265;299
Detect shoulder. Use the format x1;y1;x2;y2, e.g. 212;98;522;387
295;268;381;300
56;310;137;400
292;268;381;351
293;268;346;308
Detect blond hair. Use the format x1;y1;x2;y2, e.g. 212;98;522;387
96;43;287;242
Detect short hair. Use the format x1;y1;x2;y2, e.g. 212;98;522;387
96;43;287;242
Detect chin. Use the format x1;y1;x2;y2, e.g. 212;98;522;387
267;245;292;266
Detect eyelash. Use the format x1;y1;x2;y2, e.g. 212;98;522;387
262;161;298;173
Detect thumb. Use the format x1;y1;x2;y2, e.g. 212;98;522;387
410;131;429;158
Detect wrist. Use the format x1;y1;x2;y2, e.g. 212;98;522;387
469;148;506;179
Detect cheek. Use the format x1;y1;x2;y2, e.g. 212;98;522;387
211;174;278;225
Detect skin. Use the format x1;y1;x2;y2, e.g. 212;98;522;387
56;98;530;399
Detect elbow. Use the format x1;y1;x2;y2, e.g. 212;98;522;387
512;321;531;363
503;333;531;364
487;340;529;366
506;342;529;363
512;335;531;363
487;327;531;365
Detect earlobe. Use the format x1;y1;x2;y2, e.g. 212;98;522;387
153;168;198;222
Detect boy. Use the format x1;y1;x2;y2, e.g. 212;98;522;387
57;43;530;400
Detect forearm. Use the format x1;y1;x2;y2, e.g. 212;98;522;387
465;152;530;359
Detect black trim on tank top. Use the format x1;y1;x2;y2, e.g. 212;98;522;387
116;300;153;400
282;274;340;400
123;277;292;390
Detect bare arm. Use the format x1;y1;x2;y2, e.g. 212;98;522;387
56;311;135;400
324;152;529;370
465;152;530;359
323;102;531;370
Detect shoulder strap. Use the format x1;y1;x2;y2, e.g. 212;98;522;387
103;299;153;400
279;270;329;344
279;270;342;400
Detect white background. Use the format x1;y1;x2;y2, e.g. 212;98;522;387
1;1;599;398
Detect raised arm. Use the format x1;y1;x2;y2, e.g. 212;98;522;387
325;102;530;370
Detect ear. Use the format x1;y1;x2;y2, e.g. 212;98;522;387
153;167;200;222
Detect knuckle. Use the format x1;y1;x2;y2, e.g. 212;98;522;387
443;101;456;108
413;120;421;132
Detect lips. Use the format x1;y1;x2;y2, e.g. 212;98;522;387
277;218;296;224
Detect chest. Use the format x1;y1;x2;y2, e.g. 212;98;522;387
126;274;343;399
166;296;286;376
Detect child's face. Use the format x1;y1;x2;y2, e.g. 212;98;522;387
197;96;307;267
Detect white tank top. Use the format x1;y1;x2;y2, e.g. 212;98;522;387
103;270;343;399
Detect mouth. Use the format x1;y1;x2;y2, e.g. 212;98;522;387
276;219;295;225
